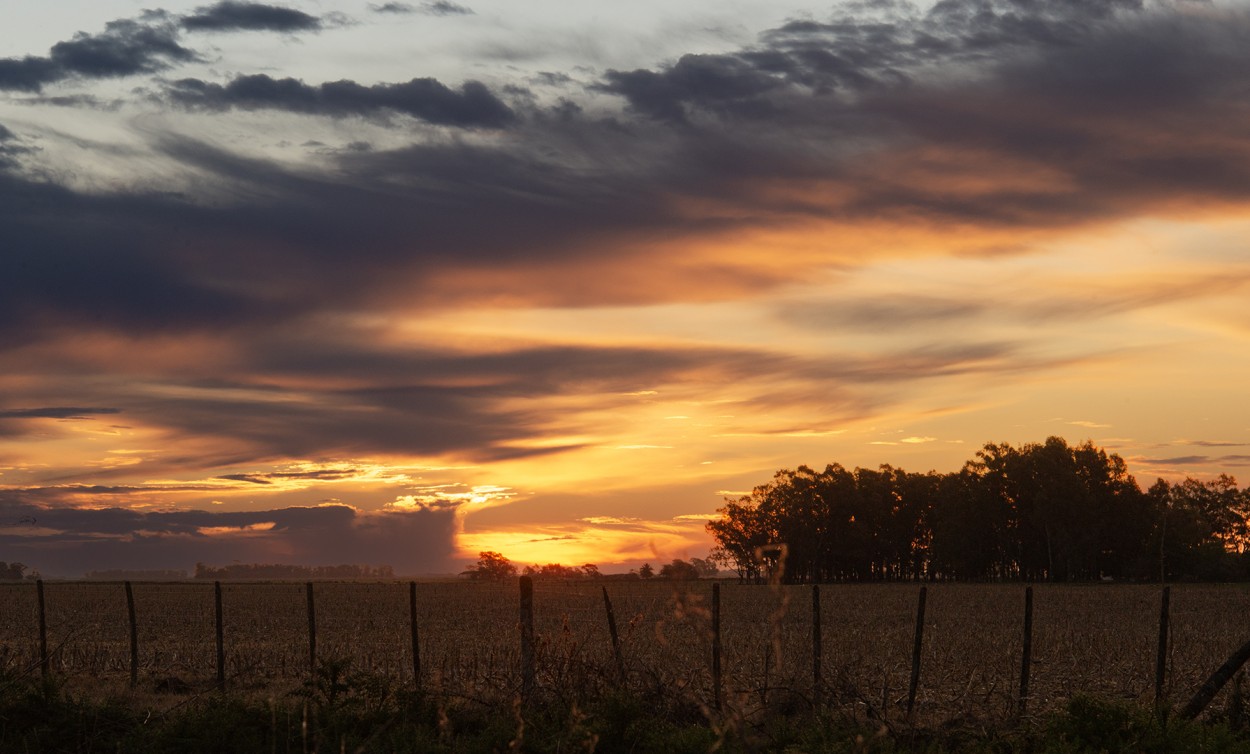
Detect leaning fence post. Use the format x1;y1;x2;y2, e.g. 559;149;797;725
712;582;723;711
1182;636;1250;719
812;584;823;708
1156;585;1171;704
409;581;421;685
36;579;48;679
602;586;626;684
519;576;535;701
125;581;139;688
906;586;927;717
1019;586;1034;716
214;581;226;688
305;582;317;679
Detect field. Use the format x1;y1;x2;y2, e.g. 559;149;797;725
2;580;1249;730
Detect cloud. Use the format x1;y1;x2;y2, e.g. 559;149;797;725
1137;455;1250;467
3;0;1250;504
0;18;197;92
0;494;459;577
0;407;122;420
370;2;417;13
167;74;516;127
181;1;323;33
0;123;35;171
595;53;789;123
215;468;361;485
0;407;125;439
420;1;473;16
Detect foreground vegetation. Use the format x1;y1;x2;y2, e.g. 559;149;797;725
5;663;1250;753
6;582;1250;728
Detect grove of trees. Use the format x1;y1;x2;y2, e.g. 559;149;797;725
707;437;1250;584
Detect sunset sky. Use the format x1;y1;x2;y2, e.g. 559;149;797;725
3;0;1250;577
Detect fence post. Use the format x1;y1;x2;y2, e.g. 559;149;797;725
1181;636;1250;719
409;581;421;685
36;579;48;679
906;586;927;717
812;584;822;708
712;582;723;711
519;576;535;701
1155;585;1171;706
125;581;139;688
1019;586;1034;716
214;581;225;688
306;582;317;679
602;586;626;684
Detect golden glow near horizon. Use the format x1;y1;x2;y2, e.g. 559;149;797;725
4;214;1249;572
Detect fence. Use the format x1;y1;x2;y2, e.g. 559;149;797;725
2;579;1248;724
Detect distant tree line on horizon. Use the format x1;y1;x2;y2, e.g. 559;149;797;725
460;551;720;581
193;563;395;580
706;437;1250;584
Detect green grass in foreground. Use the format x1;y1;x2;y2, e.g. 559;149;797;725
5;666;1250;753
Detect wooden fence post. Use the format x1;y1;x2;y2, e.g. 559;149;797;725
215;581;225;688
602;586;626;684
125;581;139;688
409;581;421;685
712;582;723;711
1156;585;1171;704
36;579;48;679
812;584;823;708
1182;636;1250;719
305;582;317;679
519;576;535;701
906;586;927;717
1019;586;1034;716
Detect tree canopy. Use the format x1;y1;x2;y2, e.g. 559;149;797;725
460;551;518;580
707;437;1250;583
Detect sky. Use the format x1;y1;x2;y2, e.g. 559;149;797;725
2;0;1250;578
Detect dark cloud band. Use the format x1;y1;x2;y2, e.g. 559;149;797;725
181;1;323;32
167;74;516;127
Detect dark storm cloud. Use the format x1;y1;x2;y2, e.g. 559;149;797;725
5;1;1249;349
181;1;323;32
596;54;789;122
0;407;121;419
167;74;516;127
0;18;196;92
0;495;460;577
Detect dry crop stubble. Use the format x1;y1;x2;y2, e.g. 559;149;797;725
2;581;1249;727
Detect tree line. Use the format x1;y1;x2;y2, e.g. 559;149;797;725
193;563;396;580
706;437;1250;584
460;552;720;581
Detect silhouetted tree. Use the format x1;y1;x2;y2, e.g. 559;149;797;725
461;551;517;581
659;559;700;580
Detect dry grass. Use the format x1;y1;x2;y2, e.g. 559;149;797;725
1;580;1247;726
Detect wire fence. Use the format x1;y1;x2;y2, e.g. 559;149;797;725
1;579;1247;725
